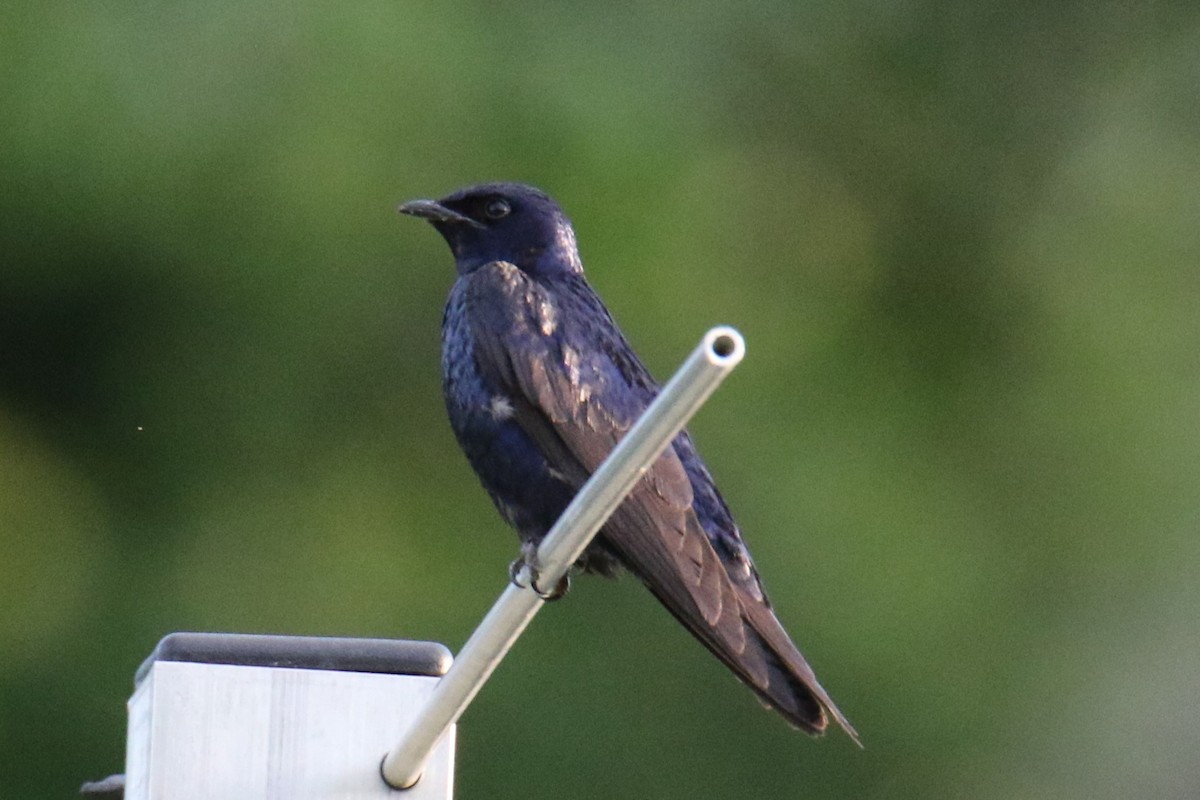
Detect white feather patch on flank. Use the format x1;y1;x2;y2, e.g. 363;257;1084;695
489;395;515;420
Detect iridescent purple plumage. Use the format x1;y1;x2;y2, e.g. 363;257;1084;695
401;183;857;741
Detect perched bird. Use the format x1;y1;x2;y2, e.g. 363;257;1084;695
399;183;857;742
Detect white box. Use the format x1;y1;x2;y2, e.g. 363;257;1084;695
122;634;455;800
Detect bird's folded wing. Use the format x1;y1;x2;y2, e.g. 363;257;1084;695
464;262;761;674
463;262;864;739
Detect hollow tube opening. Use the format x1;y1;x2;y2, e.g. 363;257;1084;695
704;327;745;365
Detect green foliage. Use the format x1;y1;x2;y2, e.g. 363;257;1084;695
3;2;1198;797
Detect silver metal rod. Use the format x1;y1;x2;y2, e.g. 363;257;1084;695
381;326;745;790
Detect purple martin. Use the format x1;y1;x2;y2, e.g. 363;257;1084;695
399;183;857;741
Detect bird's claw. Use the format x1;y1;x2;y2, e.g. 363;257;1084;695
532;572;570;601
509;543;570;601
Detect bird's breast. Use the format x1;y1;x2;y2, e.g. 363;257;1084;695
440;280;576;540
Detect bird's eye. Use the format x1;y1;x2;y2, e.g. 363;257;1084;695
484;198;511;220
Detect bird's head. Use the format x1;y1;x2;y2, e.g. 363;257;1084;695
399;183;583;277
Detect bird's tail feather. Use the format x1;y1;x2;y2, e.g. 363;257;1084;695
737;595;861;744
632;525;860;744
602;496;857;742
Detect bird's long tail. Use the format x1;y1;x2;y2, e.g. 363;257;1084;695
736;595;861;743
598;475;858;741
648;573;860;743
623;514;860;744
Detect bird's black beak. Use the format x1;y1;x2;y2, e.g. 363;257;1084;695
397;199;485;228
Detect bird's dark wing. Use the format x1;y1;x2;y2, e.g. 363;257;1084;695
464;262;857;740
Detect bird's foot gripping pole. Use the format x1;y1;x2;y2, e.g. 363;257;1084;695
508;541;570;600
381;326;745;790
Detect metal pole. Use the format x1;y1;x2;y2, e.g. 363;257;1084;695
381;326;745;790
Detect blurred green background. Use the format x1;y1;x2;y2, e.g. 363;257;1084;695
3;2;1198;798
